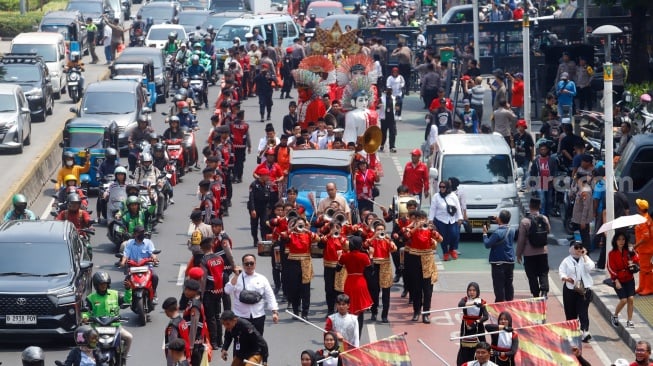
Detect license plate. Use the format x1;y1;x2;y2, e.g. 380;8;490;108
469;220;485;228
6;315;37;324
68;82;78;86
95;326;116;334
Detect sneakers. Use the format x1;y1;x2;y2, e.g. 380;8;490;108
611;315;619;327
626;320;635;328
443;253;450;261
169;198;175;204
582;331;592;343
450;250;458;260
390;148;397;153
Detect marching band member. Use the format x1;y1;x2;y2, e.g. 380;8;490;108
366;221;396;323
354;159;379;216
484;311;519;366
282;217;318;319
318;221;348;315
337;235;372;339
253;148;284;206
267;203;286;296
457;282;490;365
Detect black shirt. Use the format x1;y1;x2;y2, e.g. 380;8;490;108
223;318;269;362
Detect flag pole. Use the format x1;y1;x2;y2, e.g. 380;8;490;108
418;339;451;366
316;332;409;364
284;309;357;348
422;296;546;314
449;319;560;341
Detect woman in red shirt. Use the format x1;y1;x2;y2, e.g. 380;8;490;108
509;73;524;118
354;160;379;216
338;235;373;338
607;231;639;328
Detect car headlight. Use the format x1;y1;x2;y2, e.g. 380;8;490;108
5;119;16;127
25;88;43;99
499;197;517;208
50;285;77;305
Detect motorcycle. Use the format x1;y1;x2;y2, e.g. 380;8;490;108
181;126;199;170
80;227;95;260
66;66;83;103
164;138;184;184
87;315;128;366
115;249;161;326
188;74;205;108
96;173;115;222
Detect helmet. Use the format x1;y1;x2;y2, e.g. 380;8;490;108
193;42;202;49
126;182;140;195
174;93;183;102
232;36;240;43
149;132;159;141
12;193;27;211
137;115;148;124
74;325;98;348
21;346;44;366
126;195;140;206
153;142;165;152
245;32;254;39
178;88;188;98
207;25;214;33
92;271;111;292
63;151;75;160
177;101;189;110
105;147;117;159
181;77;190;85
172;16;179;24
310;13;316;19
191;54;200;63
70;51;80;62
298;12;305;16
168;31;178;40
64;174;78;185
114;166;128;175
67;193;81;204
141;153;153;163
170;116;180;124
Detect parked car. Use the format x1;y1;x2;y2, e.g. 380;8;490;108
71;80;149;152
0;53;54;123
0;84;32;154
120;47;168;103
0;220;93;338
137;2;178;25
615;134;653;209
39;10;88;55
10;32;67;99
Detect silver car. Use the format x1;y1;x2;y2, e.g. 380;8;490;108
0;84;32;154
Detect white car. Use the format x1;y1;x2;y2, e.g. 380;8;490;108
145;24;187;49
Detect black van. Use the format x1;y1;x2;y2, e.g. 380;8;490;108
615;134;653;207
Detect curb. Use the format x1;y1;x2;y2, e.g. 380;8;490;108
0;67;112;216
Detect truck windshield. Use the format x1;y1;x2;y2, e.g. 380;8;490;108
67;127;105;148
442;154;514;184
290;173;348;193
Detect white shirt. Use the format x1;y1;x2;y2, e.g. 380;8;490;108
103;25;112;43
257;136;280;154
454;188;467;212
224;272;278;319
427;124;438;147
429;192;463;224
327;313;359;347
386;75;405;97
378;94;395;120
559;254;595;290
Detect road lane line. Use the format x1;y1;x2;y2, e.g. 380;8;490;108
177;264;187;286
41;198;54;219
366;323;377;343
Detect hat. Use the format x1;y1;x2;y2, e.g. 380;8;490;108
580;154;593;163
286;46;293;54
516;119;527;128
461;75;471;81
245;32;254;38
636;199;649;210
188;267;204;280
463;99;470;106
210;218;223;226
265;123;274;132
184;279;201;291
514;72;523;79
265;148;275;155
411;148;422;156
254;165;270;176
561;72;569;80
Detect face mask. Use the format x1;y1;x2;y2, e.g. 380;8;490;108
135;232;145;241
425;118;431;124
88;340;98;349
65;160;73;167
182;108;189;114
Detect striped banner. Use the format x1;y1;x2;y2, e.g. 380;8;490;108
514;319;582;365
486;297;547;327
340;334;412;366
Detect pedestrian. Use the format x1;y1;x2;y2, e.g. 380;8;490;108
210;218;235;311
366;221;396;323
575;56;594;111
104;16;124;62
612;58;627;101
631;341;653;366
492;99;517;147
449;177;467;245
420;63;441;109
456;282;489;365
560;241;595;342
224;254;279;335
513;119;535;190
379;87;397;153
459;99;479;133
556;72;576;118
571;173;594;250
555;52;577;85
463;77;486;123
85;18;99;64
338;235;373;335
229;109;251;183
508;73;524;118
163;297;191;366
483;210;515;302
283;101;298;135
491;73;507;111
386;67;405;120
530;142;557;216
402;149;429;200
101;18;112;64
608;231;639;328
255;63;274;122
484;311;518;366
318;220;347;315
247;165;271;247
197;238;225;350
325;294;360;348
429;179;463;261
390;43;412;95
517;198;551;298
220;310;269;366
595;175;630;269
461;342;499;366
634;199;653;295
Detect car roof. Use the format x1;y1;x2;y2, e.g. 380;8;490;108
0;220;73;244
290;150;354;172
66;117;117;128
322;14;362;19
113;55;154;65
308;1;343;7
42;10;81;19
121;47;163;57
179;9;212;15
13;32;64;41
86;79;140;92
149;24;185;30
437;134;511;155
0;83;23;94
142;2;176;7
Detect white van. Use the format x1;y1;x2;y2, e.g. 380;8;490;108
11;32;67;99
430;134;522;232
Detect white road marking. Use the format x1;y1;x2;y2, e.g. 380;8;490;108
366;323;377;343
41;198;54;220
177;264;187;286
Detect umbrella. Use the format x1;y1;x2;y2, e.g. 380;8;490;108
596;214;647;234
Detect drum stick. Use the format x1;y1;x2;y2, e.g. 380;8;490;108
369;199;385;208
418;339;451;366
284;310;356;348
449;321;546;341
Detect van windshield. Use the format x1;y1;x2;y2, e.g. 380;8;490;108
0;242;71;276
290;173;348;193
215;25;250;42
11;44;57;62
442;154;514;184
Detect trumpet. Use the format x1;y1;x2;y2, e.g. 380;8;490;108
378;232;386;239
286;209;299;220
333;211;347;225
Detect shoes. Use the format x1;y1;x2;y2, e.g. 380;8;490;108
422;315;430;324
401;290;408;298
379;146;384;152
266;115;271;121
260;119;264;123
121;357;127;366
393;274;401;283
169;198;174;204
411;313;419;321
90;60;97;64
611;315;619;327
450;250;458;260
626;320;635;328
540;290;548;299
582;331;591;343
211;343;222;350
396;116;402;121
152;296;158;305
301;314;308;321
146;314;152;322
390;148;397;153
253;239;259;247
381;317;389;323
370;314;377;322
443;253;450;261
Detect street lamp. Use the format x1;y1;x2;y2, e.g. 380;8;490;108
592;24;622;268
522;14;531;129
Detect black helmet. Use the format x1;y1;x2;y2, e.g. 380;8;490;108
12;193;28;211
153;142;165;153
310;13;316;19
21;346;44;366
148;132;159;141
92;271;111;293
178;88;188;98
105;147;117;159
67;193;82;204
74;324;98;348
126;183;140;195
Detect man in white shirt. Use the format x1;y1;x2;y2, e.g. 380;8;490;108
224;254;279;335
314;182;352;223
102;22;112;64
386;67;405;120
257;123;280;161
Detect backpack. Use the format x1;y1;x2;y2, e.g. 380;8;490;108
528;215;549;247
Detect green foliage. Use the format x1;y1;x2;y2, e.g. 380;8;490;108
626;81;653;99
0;13;42;38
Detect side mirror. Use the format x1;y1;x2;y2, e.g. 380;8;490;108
429;167;439;179
20;107;30;114
80;261;93;271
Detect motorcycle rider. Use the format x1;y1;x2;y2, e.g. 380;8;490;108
176;43;193;67
57;175;89;208
119;225;159;304
21;346;45;366
128;116;155;174
178;85;197;113
164;31;180;56
4;193;37;221
97;147;120;181
64;51;85;91
152;142;175;204
55;151;91;190
56;193;93;236
304;13;318;29
62;325;103;366
117;194;152;246
176;101;198;130
129;14;146;46
82;271;133;365
145;16;154;34
202;35;216;77
100;166;128;223
187;55;209;109
134;153;165;223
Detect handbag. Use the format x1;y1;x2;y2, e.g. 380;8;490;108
573;278;586;296
238;274;263;304
445;197;457;216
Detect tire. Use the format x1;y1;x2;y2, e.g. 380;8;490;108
24;122;31;146
46;95;54;115
14;140;23;154
54;90;61;100
36;102;46;122
135;297;146;326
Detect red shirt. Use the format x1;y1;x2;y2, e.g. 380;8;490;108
56;209;92;232
402;161;429;195
355;168;377;200
338;251;371;275
323;236;346;265
256;162;284;192
238;55;250;72
608;249;639;283
537;156;551;189
429;97;454;112
288;231;313;255
368;238;393;261
511;79;524;108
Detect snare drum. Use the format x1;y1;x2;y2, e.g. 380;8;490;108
310;242;324;258
274;247;282;270
257;241;273;257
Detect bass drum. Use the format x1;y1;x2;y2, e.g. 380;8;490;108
258;240;273;257
394;195;421;216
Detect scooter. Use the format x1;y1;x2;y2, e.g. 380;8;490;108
188;74;205;108
115;250;161;326
66;66;83;103
181;126;199;170
87;314;128;366
164;137;185;183
80;228;95;260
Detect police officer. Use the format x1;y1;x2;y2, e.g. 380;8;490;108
248;165;271;247
85;17;99;64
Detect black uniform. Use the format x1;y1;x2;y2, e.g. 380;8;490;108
222;318;269;364
183;297;206;366
247;179;271;246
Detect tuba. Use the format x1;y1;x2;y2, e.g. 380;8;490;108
362;125;382;154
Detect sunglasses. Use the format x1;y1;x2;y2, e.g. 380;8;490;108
574;246;584;250
439;185;446;188
244;262;256;266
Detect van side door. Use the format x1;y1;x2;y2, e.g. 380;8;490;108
624;147;653;202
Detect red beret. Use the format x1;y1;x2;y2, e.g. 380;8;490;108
188;267;204;280
255;165;270;176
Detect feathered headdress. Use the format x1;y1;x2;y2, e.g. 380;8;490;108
337;54;378;86
343;76;374;109
299;55;336;84
292;69;328;97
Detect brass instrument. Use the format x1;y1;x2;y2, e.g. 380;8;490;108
370;218;385;231
259;138;277;160
324;207;336;221
332;211;347;225
362;125;382;154
286;209;299;220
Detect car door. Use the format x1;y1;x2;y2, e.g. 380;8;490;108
17;90;30;137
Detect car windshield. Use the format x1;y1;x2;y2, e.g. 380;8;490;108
113;64;145;75
320;17;357;30
83;91;135;114
441;154;514;184
0;242;71;276
140;6;174;20
40;24;71;39
291;173;348;193
210;0;243;12
67;127;105;148
202;15;237;30
308;6;343;18
178;12;209;26
10;44;57;62
66;1;103;14
0;65;40;83
215;25;250;41
0;94;17;112
148;28;185;40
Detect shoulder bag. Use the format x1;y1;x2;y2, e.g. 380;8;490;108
238;274;263;304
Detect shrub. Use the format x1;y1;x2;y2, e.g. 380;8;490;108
625;81;653;100
0;13;41;38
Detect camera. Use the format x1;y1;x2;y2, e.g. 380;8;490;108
484;216;497;228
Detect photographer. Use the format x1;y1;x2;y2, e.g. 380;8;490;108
559;241;595;343
254;63;275;122
482;210;515;302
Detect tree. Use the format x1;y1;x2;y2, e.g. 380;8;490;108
593;0;653;83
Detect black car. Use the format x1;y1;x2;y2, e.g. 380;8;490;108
137;2;178;25
0;220;93;337
39;10;89;55
120;47;168;103
0;54;55;122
